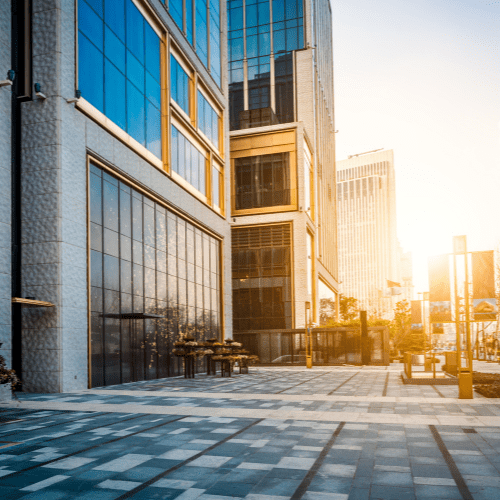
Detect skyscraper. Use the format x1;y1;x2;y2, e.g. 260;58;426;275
228;0;339;330
336;149;400;318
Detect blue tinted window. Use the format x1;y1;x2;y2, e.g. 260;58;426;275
127;51;145;92
86;0;103;17
145;24;160;82
146;101;162;159
79;0;103;49
126;0;144;62
105;0;125;40
171;126;206;195
79;0;161;158
79;34;104;112
170;0;183;30
105;27;126;72
198;92;219;149
127;80;145;145
170;55;190;115
210;9;221;85
196;0;208;66
105;60;126;129
186;0;194;44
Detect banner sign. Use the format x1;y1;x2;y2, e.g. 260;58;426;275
411;300;422;324
428;254;452;322
472;251;497;320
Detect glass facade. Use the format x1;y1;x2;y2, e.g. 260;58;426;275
232;224;292;330
228;0;303;130
198;92;219;149
90;163;221;387
78;0;161;158
234;153;290;209
212;164;221;208
171;55;190;115
171;126;207;195
165;0;221;86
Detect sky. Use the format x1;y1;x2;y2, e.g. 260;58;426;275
332;0;500;293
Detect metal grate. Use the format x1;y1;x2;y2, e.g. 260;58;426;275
462;428;477;434
232;224;291;250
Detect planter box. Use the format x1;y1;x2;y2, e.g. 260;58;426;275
0;383;12;402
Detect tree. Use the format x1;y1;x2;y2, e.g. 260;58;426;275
391;300;427;352
339;294;359;322
319;298;336;325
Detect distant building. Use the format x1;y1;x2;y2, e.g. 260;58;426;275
398;249;414;304
336;150;400;318
228;0;339;330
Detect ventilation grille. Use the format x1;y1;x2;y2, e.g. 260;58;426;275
232;224;291;250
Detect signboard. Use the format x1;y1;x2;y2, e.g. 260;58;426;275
428;254;452;322
411;300;422;325
472;251;497;321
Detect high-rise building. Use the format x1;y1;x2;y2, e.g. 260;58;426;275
398;248;414;304
336;150;400;318
228;0;339;330
2;0;230;391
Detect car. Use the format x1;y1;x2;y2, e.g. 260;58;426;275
271;355;307;364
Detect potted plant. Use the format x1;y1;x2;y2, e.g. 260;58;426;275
0;344;20;401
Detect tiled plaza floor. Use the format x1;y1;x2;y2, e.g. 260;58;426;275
1;363;500;499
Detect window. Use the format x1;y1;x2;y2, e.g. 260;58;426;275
306;232;313;295
232;224;292;330
209;0;221;85
90;163;221;387
167;0;220;84
212;164;222;209
198;91;219;149
196;0;208;66
304;142;312;218
228;0;303;130
170;55;190;116
171;126;207;195
78;0;161;158
234;153;290;210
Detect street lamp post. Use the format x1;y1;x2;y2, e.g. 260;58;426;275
305;301;312;369
453;235;473;399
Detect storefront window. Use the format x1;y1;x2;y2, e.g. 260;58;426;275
90;163;221;387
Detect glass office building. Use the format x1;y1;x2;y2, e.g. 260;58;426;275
228;0;304;130
3;0;229;392
229;0;340;333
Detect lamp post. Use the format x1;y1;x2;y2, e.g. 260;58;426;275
453;235;473;399
305;301;312;369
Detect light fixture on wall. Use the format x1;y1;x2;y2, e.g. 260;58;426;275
66;89;81;104
0;69;15;88
34;83;46;100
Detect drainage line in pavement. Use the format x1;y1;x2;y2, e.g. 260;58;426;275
382;373;390;397
116;418;265;500
431;385;445;398
290;421;346;500
429;425;474;500
0;412;109;438
327;372;359;395
0;415;186;478
274;372;333;395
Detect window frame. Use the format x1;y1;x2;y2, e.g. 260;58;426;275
230;128;298;216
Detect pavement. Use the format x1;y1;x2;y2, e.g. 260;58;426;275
1;362;500;499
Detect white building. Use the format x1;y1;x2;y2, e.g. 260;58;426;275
336;150;400;318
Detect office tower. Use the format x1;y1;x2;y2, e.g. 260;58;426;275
2;0;229;391
336;149;400;318
399;249;414;304
228;0;339;331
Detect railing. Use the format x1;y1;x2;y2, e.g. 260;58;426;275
403;351;441;379
234;327;390;366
